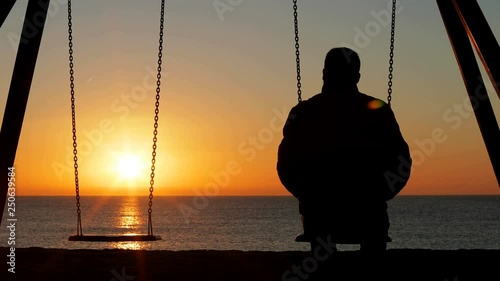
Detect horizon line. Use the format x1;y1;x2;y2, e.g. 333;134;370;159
13;194;500;197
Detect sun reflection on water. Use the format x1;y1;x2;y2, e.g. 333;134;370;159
115;197;145;232
111;241;143;250
111;197;149;250
120;213;141;230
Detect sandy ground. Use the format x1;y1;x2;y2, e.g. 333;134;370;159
0;247;499;281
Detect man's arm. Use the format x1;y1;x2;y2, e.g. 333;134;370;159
277;104;306;198
379;105;412;199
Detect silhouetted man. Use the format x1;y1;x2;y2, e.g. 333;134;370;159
277;47;412;253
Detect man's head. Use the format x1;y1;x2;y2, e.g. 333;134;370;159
322;47;361;88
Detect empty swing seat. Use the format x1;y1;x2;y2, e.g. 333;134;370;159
68;234;162;242
65;0;165;244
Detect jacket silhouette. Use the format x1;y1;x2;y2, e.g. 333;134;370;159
277;47;412;248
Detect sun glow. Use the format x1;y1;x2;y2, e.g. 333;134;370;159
112;153;149;185
116;155;142;180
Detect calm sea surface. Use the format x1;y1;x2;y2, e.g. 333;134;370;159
1;196;499;251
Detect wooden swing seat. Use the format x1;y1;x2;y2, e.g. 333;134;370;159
68;234;162;242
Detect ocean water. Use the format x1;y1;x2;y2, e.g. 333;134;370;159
1;196;499;251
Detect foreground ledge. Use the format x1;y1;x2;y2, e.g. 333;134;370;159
0;247;499;281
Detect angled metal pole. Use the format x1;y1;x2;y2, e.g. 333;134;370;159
453;0;500;99
0;0;17;28
437;0;500;187
0;0;50;225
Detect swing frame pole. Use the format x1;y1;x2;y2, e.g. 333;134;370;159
0;0;51;226
0;0;17;28
452;0;500;99
437;0;500;186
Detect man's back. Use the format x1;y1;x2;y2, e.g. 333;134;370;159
278;90;410;198
277;90;411;240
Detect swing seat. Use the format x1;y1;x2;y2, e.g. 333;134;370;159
68;234;162;242
295;232;392;244
65;0;165;243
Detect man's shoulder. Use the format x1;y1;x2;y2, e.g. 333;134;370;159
299;93;331;107
289;93;324;112
291;92;391;112
357;92;391;111
357;92;386;103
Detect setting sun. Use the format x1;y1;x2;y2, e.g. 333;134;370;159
115;154;143;180
107;151;151;190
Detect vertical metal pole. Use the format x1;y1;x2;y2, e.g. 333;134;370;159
453;0;500;99
0;0;51;225
0;0;17;28
437;0;500;186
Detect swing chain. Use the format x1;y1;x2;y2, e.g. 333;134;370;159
68;0;82;236
387;0;397;107
148;0;165;236
293;0;302;103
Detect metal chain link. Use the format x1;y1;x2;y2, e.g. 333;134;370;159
68;0;82;236
148;0;165;236
292;0;302;103
387;0;397;107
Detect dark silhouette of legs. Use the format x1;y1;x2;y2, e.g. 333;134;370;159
360;241;387;253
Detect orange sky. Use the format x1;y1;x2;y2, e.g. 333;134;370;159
1;0;499;196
